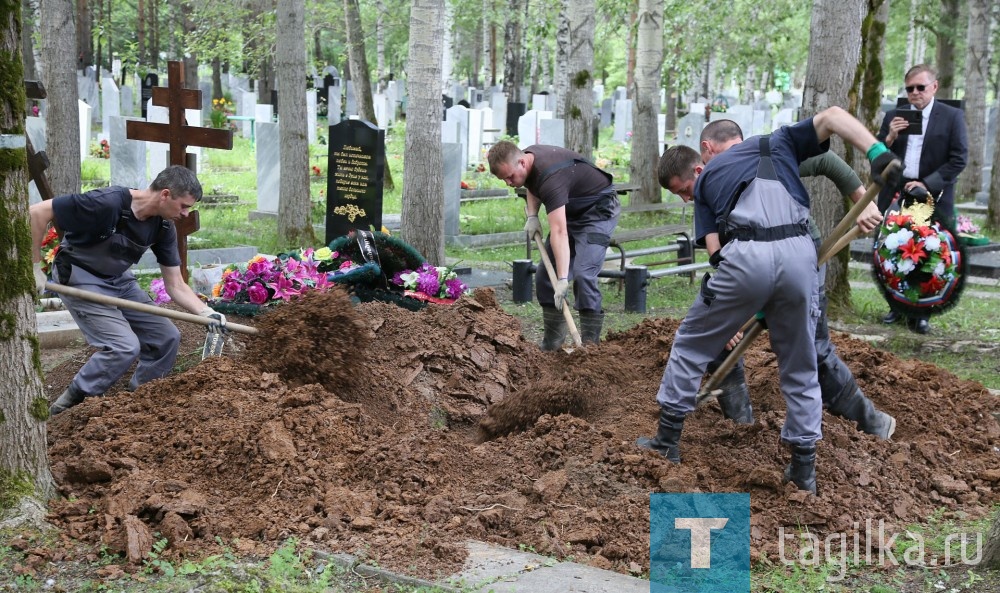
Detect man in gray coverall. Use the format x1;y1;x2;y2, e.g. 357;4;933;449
487;140;620;349
637;107;899;493
30;166;227;416
659;120;896;441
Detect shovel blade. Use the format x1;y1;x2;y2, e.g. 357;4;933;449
202;328;226;359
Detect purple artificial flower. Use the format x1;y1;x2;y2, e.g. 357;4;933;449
391;271;405;286
150;278;171;304
268;274;301;301
247;283;270;304
416;269;441;297
444;277;466;299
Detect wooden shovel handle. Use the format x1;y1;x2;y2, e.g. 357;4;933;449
532;233;583;347
44;282;260;335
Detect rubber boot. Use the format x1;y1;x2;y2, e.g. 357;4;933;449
820;356;896;440
707;360;754;425
636;409;684;463
782;445;817;494
579;310;604;345
827;387;896;440
540;306;568;351
49;384;87;417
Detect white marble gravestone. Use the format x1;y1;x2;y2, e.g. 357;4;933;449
78;100;92;161
613;99;632;142
256;121;281;213
538;118;565;148
516;109;553;149
146;102;168;174
109;116;147;189
306;90;318;145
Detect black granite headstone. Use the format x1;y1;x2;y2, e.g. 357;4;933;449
506;102;526;137
326;119;386;244
141;73;158;119
320;74;336;103
271;89;278;112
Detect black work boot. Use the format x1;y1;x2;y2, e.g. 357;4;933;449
820;357;895;440
828;388;896;440
579;310;605;345
636;409;684;463
49;384;87;417
540;306;568;351
708;361;754;425
782;445;817;494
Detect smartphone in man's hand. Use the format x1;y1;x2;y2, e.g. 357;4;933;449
898;110;922;135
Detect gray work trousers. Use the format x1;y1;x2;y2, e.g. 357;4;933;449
56;266;181;395
656;178;823;447
536;192;620;312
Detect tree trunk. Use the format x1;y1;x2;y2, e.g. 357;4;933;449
554;0;569;119
41;0;81;195
934;0;961;98
212;57;223;101
847;0;889;178
989;100;1000;232
501;0;521;101
563;0;595;158
149;0;159;69
344;0;393;189
137;0;145;64
0;0;57;507
983;509;1000;569
375;0;385;83
801;0;866;314
957;0;990;202
625;5;636;99
276;0;314;248
75;0;91;69
21;0;36;79
401;0;445;265
628;0;662;204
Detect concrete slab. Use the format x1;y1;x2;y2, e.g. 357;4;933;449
37;310;83;349
442;541;648;593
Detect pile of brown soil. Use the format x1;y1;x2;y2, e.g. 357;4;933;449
44;288;1000;579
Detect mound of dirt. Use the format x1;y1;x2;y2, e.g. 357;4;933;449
44;289;1000;578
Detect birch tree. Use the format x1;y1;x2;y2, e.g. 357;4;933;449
40;0;80;195
563;0;596;158
628;0;662;205
276;0;315;248
0;0;57;522
801;0;866;311
344;0;394;189
401;0;446;264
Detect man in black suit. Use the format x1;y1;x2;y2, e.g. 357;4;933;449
877;64;968;334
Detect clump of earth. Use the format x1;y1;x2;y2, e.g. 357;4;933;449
43;287;1000;579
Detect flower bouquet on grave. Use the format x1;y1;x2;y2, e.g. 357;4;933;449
391;263;468;305
324;230;450;310
208;250;334;316
956;215;990;247
872;193;967;317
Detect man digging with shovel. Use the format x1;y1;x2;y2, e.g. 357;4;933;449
654;120;896;441
636;107;901;494
30;166;227;416
487;141;620;349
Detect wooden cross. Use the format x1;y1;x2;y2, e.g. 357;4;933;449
126;61;234;280
23;80;55;203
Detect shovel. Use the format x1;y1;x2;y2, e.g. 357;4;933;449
43;281;258;359
532;232;583;348
693;160;900;407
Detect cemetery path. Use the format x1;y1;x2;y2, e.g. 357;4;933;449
42;287;1000;580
